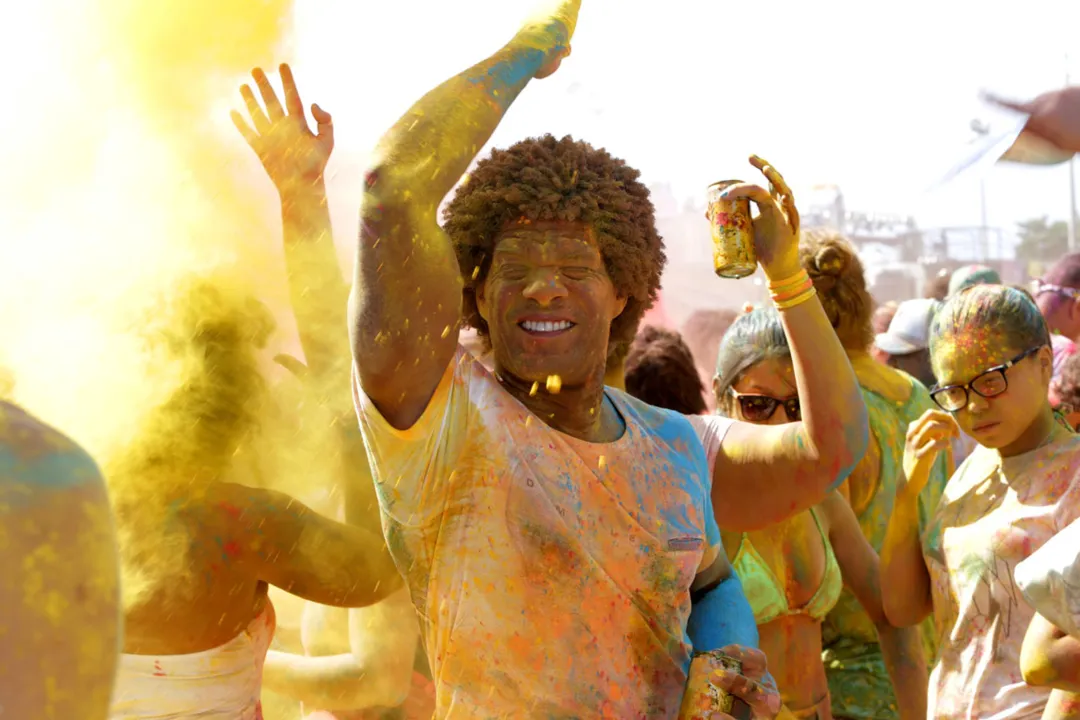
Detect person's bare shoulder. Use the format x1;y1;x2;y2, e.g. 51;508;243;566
0;401;121;719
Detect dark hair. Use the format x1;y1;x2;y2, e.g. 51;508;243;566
116;277;273;483
624;326;706;415
443;134;666;366
799;230;874;352
108;275;274;606
1045;252;1080;289
1057;350;1080;412
713;307;790;414
681;308;739;372
925;272;950;301
929;284;1051;368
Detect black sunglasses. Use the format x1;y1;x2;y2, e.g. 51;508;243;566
730;391;801;422
930;346;1043;413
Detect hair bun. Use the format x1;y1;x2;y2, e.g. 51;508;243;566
815;245;849;277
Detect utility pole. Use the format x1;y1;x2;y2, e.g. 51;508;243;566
971;119;991;261
1068;53;1078;251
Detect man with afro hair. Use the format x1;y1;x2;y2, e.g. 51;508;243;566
349;1;868;716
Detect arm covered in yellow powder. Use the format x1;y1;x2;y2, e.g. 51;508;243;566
233;64;351;402
350;0;578;431
212;482;401;607
1043;689;1080;719
711;160;869;531
0;402;121;719
263;587;419;708
1023;612;1080;693
881;410;956;627
822;491;927;720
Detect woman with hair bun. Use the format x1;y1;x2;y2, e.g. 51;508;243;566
800;231;949;720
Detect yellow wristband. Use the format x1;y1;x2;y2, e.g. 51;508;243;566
770;277;814;302
767;268;810;292
774;286;817;311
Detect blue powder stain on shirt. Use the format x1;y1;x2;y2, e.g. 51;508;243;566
0;445;98;491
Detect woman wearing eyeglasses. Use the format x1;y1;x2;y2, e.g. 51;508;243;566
705;306;925;720
795;232;947;720
881;284;1080;718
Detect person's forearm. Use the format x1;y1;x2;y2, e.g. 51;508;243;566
880;489;933;627
688;574;759;651
1023;614;1080;692
1044;690;1080;719
280;182;351;389
367;25;567;208
779;298;868;490
263;650;407;709
352;12;572;424
876;623;928;720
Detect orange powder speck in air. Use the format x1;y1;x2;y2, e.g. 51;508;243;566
529;381;540;397
546;374;562;394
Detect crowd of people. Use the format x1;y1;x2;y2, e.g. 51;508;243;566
6;1;1080;718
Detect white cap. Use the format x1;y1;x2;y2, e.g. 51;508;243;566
875;298;940;356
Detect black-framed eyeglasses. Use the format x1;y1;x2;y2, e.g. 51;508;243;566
1031;278;1080;302
930;346;1044;412
730;391;801;422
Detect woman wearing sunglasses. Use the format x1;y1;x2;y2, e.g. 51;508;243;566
704;307;925;720
881;284;1080;718
797;232;948;720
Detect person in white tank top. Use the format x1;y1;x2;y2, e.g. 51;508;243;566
107;66;401;719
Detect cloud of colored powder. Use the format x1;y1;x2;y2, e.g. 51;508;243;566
0;0;375;612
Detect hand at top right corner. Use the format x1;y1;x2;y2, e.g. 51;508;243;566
987;86;1080;155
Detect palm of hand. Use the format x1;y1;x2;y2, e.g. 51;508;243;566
256;120;330;188
232;64;334;192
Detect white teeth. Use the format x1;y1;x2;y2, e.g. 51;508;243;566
522;320;573;333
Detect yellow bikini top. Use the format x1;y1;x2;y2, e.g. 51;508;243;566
731;508;843;626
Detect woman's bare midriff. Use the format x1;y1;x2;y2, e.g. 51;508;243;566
721;509;834;718
760;614;831;719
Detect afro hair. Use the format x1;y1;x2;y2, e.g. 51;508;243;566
442;134;666;366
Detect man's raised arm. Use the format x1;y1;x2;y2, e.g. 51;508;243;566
350;0;579;431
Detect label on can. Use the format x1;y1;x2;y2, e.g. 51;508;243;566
706;180;757;279
678;651;745;719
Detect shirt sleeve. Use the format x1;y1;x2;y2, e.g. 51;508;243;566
684;414;735;575
697;473;724;575
684;413;735;480
1015;517;1080;638
352;347;476;527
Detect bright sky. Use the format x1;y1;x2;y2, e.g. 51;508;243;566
292;0;1079;244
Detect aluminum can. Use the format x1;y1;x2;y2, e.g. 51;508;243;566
706;180;757;279
678;651;751;720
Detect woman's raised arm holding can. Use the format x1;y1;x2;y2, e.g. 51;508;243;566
706;156;869;532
